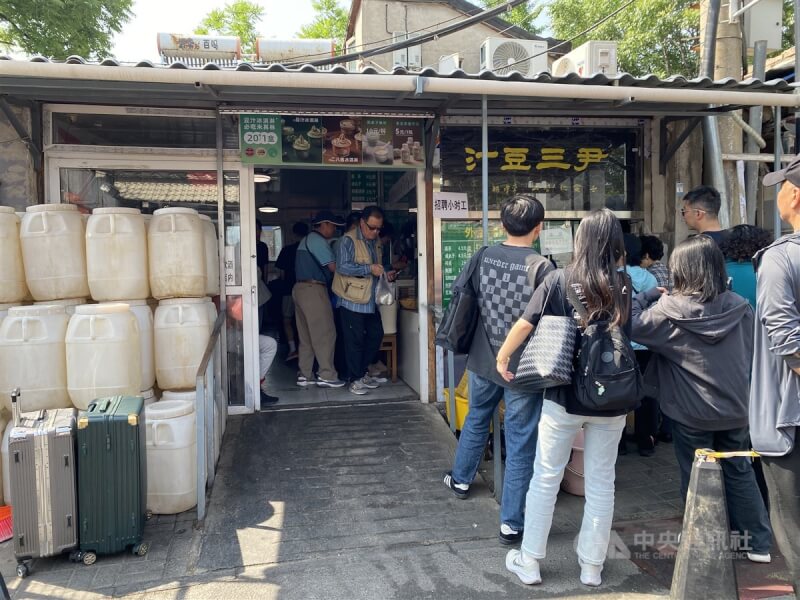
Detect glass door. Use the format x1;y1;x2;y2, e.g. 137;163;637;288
49;158;260;413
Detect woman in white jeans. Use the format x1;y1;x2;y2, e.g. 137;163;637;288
496;209;634;587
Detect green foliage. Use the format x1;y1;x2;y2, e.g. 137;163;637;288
782;0;794;50
479;0;544;35
195;0;264;55
0;0;132;59
548;0;700;78
297;0;348;54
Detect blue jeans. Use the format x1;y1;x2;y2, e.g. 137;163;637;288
671;422;773;554
522;400;626;565
451;371;543;532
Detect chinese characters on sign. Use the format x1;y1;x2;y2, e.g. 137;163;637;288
240;114;426;169
433;192;469;218
464;146;610;173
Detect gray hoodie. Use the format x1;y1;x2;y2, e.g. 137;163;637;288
750;233;800;456
631;289;754;431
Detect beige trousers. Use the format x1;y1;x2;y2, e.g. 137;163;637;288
292;282;338;381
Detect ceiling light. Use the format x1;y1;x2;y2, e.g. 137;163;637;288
258;205;279;213
254;174;271;183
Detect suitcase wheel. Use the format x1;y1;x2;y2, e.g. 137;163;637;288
133;543;149;557
82;552;97;566
16;563;29;579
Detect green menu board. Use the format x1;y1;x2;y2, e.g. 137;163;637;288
440;220;540;307
350;171;379;205
240;114;282;164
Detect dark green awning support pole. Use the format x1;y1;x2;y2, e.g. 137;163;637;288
481;95;503;503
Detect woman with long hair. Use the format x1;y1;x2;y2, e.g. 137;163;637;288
631;235;772;562
496;208;634;587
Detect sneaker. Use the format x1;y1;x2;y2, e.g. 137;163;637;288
260;390;279;405
317;378;346;388
579;561;603;587
747;552;772;564
505;549;541;585
364;375;387;386
285;351;298;361
499;523;523;545
349;380;369;395
368;361;388;376
443;472;469;499
297;375;315;387
359;376;379;389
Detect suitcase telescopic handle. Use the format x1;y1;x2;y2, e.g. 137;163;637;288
11;388;20;427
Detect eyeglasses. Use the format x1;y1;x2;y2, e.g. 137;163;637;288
680;207;706;216
363;222;381;232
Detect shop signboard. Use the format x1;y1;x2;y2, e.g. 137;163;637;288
240;114;426;170
439;126;640;213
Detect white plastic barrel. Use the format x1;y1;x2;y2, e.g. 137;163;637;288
154;298;211;390
0;303;20;324
204;297;218;329
87;207;149;301
125;299;155;391
34;297;87;316
0;207;28;303
66;303;141;410
145;399;197;514
20;204;90;301
142;388;157;406
1;420;11;505
148;208;206;300
161;388;221;463
199;215;220;296
0;305;71;412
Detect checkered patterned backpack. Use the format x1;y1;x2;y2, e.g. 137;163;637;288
515;272;578;388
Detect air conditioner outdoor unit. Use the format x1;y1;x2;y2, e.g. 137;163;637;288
479;38;549;76
552;41;618;77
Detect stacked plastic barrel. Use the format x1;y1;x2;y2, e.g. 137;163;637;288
0;204;220;515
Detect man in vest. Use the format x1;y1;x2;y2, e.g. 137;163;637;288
293;211;346;388
334;205;395;395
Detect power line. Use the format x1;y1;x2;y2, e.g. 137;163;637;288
500;0;636;72
277;0;530;68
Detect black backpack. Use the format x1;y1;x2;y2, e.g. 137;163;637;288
566;280;643;412
434;246;487;354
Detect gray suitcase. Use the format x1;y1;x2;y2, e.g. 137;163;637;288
9;388;79;578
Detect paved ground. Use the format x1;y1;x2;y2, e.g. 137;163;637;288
0;399;794;599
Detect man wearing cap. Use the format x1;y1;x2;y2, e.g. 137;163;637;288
292;211;346;388
333;205;395;395
750;158;800;594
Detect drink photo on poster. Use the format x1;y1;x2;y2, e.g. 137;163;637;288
362;118;394;166
322;116;363;166
392;120;425;166
281;116;324;164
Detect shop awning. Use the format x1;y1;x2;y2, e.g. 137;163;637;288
0;57;797;117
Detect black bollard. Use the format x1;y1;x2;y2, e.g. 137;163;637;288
670;456;739;600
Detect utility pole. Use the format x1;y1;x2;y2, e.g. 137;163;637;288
700;0;743;227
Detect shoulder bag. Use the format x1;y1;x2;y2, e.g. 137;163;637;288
434;246;487;354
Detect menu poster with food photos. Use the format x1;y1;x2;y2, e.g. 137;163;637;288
322;116;363;166
240;114;426;169
281;116;323;164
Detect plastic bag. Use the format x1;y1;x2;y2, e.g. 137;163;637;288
376;273;395;306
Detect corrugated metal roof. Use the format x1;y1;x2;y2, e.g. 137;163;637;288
2;54;791;92
0;56;794;117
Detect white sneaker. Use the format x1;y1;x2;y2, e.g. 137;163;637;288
579;561;603;587
317;378;346;388
359;376;379;389
349;380;369;395
505;549;541;585
297;375;315;387
747;552;772;564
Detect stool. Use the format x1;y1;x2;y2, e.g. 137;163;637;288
379;334;398;383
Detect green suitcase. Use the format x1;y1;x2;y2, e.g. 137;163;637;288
77;396;149;564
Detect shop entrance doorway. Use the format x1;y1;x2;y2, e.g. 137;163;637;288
250;166;425;408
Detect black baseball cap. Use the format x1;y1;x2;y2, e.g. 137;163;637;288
311;210;344;226
763;154;800;187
